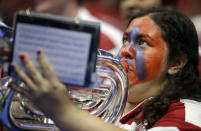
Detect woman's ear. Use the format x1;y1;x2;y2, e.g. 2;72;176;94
167;55;188;75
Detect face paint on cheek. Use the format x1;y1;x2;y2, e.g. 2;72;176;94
135;48;146;80
129;27;146;80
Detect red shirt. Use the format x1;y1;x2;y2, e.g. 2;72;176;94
118;99;201;131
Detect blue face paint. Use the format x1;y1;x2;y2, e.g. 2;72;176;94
116;27;146;80
129;27;146;80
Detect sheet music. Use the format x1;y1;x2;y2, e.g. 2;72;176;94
13;23;92;86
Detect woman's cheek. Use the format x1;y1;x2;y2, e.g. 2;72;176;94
127;55;161;87
127;47;166;87
144;49;165;81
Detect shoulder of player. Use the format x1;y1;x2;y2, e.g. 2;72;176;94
152;99;201;130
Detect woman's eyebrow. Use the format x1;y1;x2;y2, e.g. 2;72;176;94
122;32;154;43
138;34;154;41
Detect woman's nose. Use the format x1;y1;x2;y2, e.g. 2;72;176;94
121;44;136;59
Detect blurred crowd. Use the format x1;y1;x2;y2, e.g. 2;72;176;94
0;0;201;48
1;0;201;28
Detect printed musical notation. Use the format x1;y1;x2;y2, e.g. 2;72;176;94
13;23;92;85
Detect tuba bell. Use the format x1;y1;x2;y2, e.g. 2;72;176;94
0;49;128;130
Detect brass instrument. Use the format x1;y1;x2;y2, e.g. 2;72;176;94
0;49;128;130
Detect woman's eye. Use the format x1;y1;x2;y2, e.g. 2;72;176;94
123;39;130;46
136;39;149;47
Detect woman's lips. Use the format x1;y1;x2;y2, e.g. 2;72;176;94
121;59;135;73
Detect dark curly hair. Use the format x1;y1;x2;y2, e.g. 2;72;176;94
128;8;201;129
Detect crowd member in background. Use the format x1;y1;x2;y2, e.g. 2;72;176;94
12;8;201;131
0;0;33;26
178;0;201;18
84;0;124;31
120;0;178;28
0;0;33;74
33;0;122;55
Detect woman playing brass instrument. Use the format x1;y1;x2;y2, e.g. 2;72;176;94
11;8;201;130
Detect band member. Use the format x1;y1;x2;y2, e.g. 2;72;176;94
12;8;201;130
